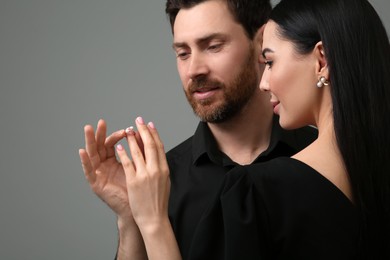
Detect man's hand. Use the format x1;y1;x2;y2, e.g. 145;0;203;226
79;119;132;219
79;119;147;260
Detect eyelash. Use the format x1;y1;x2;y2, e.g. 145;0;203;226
264;60;273;69
208;44;222;51
177;52;189;60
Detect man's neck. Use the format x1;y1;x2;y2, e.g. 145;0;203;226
207;91;274;165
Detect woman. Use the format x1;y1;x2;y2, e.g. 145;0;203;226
255;0;390;258
117;0;390;259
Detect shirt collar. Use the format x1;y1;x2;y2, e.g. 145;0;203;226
191;116;283;167
192;121;225;166
256;116;283;159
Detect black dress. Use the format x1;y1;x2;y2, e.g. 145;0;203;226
187;157;359;260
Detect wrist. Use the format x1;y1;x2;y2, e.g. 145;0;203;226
117;216;141;248
138;218;182;260
117;215;137;232
116;216;147;260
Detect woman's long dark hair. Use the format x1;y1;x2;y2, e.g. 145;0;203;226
270;0;390;257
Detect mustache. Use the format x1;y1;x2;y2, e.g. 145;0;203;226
188;78;224;92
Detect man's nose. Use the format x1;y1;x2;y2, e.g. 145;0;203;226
187;52;209;80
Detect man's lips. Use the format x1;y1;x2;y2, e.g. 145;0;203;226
192;86;219;93
192;87;220;100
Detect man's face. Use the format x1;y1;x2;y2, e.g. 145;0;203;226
172;0;261;123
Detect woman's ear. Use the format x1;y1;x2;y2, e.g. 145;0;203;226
314;41;329;79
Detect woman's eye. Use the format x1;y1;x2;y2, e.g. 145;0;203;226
264;60;273;69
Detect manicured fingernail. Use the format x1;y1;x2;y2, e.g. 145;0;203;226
116;144;124;151
148;122;155;129
136;116;144;125
125;126;134;135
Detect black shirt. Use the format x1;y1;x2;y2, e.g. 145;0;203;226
167;117;317;259
186;157;359;260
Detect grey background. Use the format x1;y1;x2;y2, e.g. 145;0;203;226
0;0;388;259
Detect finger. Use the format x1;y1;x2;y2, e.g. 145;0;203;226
134;117;159;168
134;131;145;157
147;121;169;174
105;129;126;158
126;126;145;157
125;126;147;174
79;148;96;183
95;119;107;160
116;143;136;178
147;121;166;157
84;124;100;171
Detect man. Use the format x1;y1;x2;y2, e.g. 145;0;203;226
79;0;316;259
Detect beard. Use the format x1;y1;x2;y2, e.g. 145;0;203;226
184;46;259;123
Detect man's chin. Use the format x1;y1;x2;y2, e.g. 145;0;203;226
193;108;228;123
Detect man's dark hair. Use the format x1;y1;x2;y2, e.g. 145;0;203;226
165;0;272;39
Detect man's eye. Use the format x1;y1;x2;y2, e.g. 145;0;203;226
177;52;189;60
208;44;222;52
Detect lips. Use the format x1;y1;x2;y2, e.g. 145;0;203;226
270;100;280;114
189;78;223;101
270;100;279;108
193;86;219;93
193;87;220;100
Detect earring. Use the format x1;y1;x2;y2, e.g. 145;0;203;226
316;76;329;88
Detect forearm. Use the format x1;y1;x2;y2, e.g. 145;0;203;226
116;217;148;260
117;119;181;259
139;218;182;260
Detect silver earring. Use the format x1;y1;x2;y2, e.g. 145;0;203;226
316;76;329;88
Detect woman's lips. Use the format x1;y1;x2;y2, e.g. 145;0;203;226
270;100;280;114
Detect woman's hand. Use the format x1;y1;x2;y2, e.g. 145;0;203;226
116;117;181;260
116;116;170;230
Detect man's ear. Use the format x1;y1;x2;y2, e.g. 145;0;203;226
314;41;329;78
254;24;266;63
254;24;266;48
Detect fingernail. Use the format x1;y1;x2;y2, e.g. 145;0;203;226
125;126;135;135
148;122;155;129
136;116;144;125
116;144;124;151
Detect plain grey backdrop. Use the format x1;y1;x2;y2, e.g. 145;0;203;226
0;0;388;259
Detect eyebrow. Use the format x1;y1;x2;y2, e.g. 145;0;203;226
262;48;274;58
172;33;227;50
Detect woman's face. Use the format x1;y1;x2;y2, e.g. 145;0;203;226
260;21;322;129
